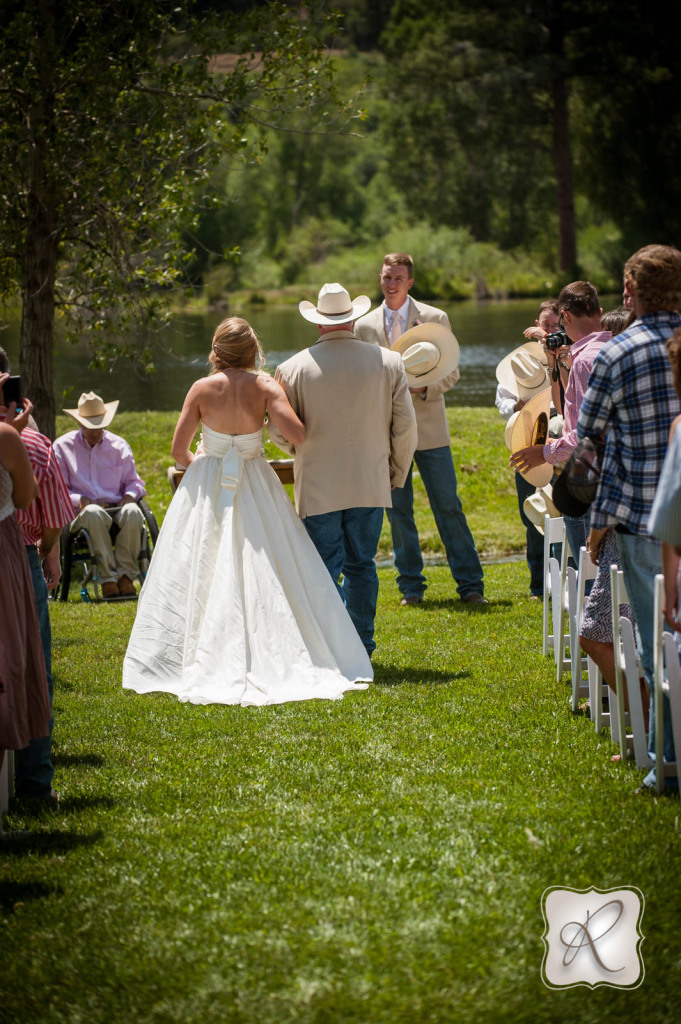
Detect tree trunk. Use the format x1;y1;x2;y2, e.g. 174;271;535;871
19;187;58;439
19;0;58;440
552;71;577;276
547;0;577;275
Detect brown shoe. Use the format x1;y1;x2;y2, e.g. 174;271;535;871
400;595;423;606
117;575;137;596
102;581;119;599
463;593;488;605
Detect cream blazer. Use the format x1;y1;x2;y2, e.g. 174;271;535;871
268;330;417;518
355;297;460;450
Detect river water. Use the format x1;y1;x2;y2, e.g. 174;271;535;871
0;295;617;412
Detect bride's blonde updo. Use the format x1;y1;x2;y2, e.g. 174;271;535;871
209;317;265;373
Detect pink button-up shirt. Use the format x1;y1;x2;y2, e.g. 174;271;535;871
542;330;612;465
53;429;146;511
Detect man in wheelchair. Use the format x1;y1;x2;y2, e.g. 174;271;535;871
53;392;147;599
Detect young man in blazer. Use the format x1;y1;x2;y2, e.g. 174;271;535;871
268;282;417;656
355;252;485;605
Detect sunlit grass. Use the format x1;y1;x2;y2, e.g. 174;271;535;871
3;563;681;1023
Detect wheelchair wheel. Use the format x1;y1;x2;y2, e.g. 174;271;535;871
58;524;74;602
139;499;159;547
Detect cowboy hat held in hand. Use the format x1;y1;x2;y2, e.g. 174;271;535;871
496;342;549;402
505;388;553;488
63;392;119;429
390;322;461;388
299;283;371;326
523;484;560;534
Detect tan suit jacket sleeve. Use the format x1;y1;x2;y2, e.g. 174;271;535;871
388;354;418;489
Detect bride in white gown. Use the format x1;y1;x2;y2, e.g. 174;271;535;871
123;317;372;706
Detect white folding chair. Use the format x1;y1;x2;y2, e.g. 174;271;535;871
550;555;571;681
570;546;600;712
542;515;567;658
653;574;679;794
611;567;647;764
662;632;681;798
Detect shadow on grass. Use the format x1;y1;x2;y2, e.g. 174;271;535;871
53;752;105;768
0;829;104;860
372;666;471;687
12;795;115;819
0;880;62;913
421;597;514;611
52;635;92;650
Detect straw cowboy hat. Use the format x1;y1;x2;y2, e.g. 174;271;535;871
505;388;553;488
299;282;371;326
63;391;119;429
523;484;559;534
496;341;549;402
390;323;461;388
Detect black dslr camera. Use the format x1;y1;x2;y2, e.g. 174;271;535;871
545;328;570;350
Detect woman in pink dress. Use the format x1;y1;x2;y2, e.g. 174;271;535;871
0;388;51;769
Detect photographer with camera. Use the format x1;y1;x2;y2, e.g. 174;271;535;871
510;282;611;562
522;299;570;417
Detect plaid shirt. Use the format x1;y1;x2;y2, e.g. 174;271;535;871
577;311;681;533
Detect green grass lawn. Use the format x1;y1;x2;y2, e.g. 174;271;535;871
3;562;681;1023
3;409;680;1022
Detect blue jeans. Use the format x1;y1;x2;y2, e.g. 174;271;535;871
564;511;590;567
387;447;484;600
15;546;54;798
515;471;544;596
302;507;383;656
616;532;676;784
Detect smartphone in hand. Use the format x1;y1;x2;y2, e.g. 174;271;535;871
1;375;22;408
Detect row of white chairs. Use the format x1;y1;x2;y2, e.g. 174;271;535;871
541;514;681;796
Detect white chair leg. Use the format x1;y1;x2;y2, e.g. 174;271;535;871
663;633;681;799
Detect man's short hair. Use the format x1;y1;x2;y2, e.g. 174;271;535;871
557;281;600;318
0;346;9;374
601;305;633;336
537;299;559;318
624;244;681;312
382;252;414;277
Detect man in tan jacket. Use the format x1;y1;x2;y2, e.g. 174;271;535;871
355;252;485;605
268;282;417;656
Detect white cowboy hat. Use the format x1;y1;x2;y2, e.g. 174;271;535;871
505;388;553;488
63;391;119;429
299;282;371;326
523;484;559;534
496;342;549;401
390;323;461;388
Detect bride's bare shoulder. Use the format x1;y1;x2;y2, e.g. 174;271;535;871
252;371;283;396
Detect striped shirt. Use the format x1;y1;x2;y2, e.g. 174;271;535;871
577;311;681;533
15;428;74;545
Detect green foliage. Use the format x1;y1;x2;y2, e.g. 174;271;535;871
0;0;352;433
3;561;681;1022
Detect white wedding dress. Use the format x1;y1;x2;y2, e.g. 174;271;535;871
123;425;372;705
